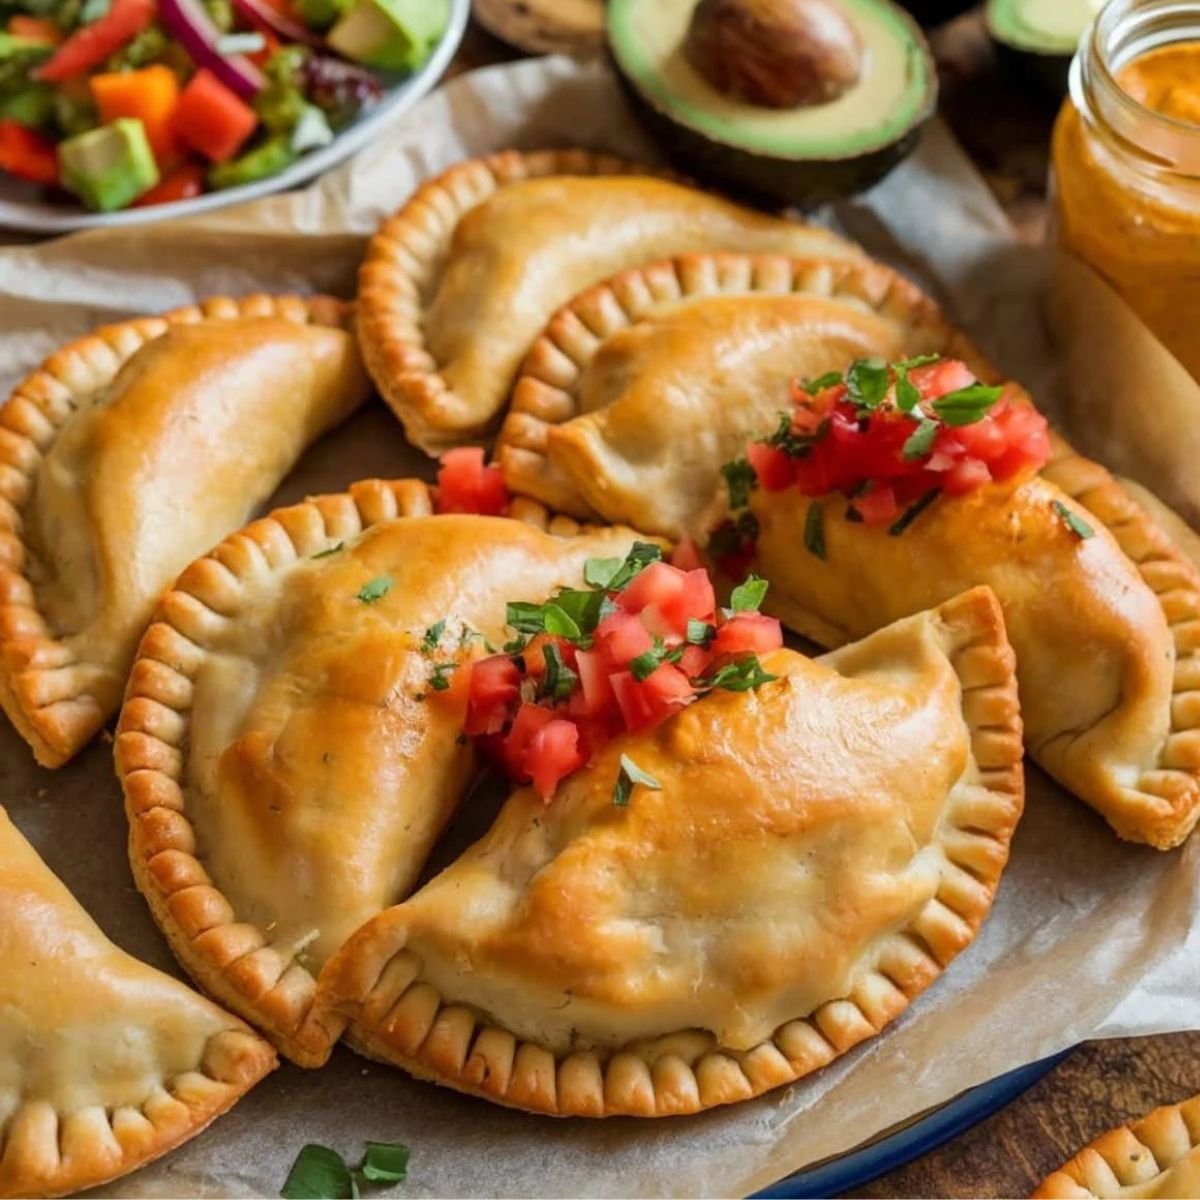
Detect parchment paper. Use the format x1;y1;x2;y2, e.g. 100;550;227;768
3;56;1199;1200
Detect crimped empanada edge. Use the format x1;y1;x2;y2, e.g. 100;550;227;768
314;585;1025;1119
1032;1091;1200;1198
496;250;988;524
0;293;355;770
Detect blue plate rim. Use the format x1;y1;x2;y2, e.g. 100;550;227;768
754;1050;1073;1199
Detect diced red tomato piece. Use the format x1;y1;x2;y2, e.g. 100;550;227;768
0;120;57;185
172;69;258;163
952;413;1008;462
670;536;704;572
855;483;899;526
678;643;712;678
909;359;976;400
639;662;695;710
747;440;794;492
571;713;619;763
134;162;205;207
616;561;685;616
680;568;716;624
574;648;617;717
435;446;509;516
594;609;655;667
711;612;783;657
526;719;584;800
464;655;521;736
522;634;577;678
616;561;711;638
501;702;556;781
942;457;992;496
610;670;656;732
35;0;154;80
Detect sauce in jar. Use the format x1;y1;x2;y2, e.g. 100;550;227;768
1052;1;1200;380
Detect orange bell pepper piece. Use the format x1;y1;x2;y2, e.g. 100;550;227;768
90;65;182;167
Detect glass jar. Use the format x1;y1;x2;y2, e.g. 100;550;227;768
1051;0;1200;381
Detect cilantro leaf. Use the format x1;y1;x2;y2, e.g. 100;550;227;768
605;541;663;592
845;358;890;411
537;642;578;701
281;1145;353;1200
549;588;611;637
359;1143;410;1185
1052;499;1095;540
931;383;1004;427
730;573;769;612
801;370;843;394
421;620;446;653
629;637;684;682
506;601;548;634
584;556;623;589
356;576;392;604
888;488;941;536
428;662;457;692
804;503;826;560
894;369;923;415
613;754;662;807
542;603;582;639
312;542;344;559
722;457;758;509
687;619;716;646
894;353;941;371
902;420;938;461
695;654;778;693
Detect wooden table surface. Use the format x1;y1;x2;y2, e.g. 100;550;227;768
450;7;1200;1198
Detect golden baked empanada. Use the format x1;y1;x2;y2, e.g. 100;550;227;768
498;254;982;532
0;805;275;1200
115;479;648;1066
317;587;1023;1117
1033;1092;1200;1199
356;151;858;451
0;294;370;768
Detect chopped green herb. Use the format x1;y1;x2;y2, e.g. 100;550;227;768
537;642;578;701
894;368;923;415
503;635;529;655
902;420;938;461
428;662;457;692
846;357;890;412
312;542;344;559
1052;499;1095;540
931;383;1004;427
686;619;716;646
888;488;942;536
421;620;446;653
804;503;826;560
458;627;494;652
895;353;942;371
605;541;663;592
762;410;828;458
629;637;684;682
356;576;392;604
801;370;844;395
730;573;769;612
542;603;582;639
280;1144;353;1200
360;1143;410;1185
722;456;758;509
549;588;611;637
584;556;623;589
695;654;778;693
613;753;661;807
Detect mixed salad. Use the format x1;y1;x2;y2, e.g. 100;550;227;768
0;0;448;209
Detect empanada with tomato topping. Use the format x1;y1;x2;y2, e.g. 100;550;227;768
115;479;647;1065
0;805;275;1200
316;587;1023;1117
0;295;370;768
356;151;858;451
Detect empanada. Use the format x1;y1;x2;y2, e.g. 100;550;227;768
115;479;648;1066
498;253;982;531
0;294;370;768
356;151;858;451
0;805;275;1200
1033;1092;1200;1199
317;587;1024;1117
495;255;1200;848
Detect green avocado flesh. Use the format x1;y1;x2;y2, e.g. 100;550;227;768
608;0;935;164
986;0;1102;56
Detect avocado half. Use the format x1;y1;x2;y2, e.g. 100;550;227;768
608;0;938;209
986;0;1102;91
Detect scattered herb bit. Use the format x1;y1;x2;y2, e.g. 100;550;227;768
458;627;495;652
504;634;530;655
428;662;458;692
722;456;758;509
896;353;941;371
613;753;662;807
629;637;684;682
420;620;446;654
686;619;716;646
801;370;843;395
359;1143;410;1185
762;410;828;458
902;420;938;461
730;573;769;612
845;357;890;412
695;655;779;694
1052;499;1095;540
804;503;826;559
584;556;623;589
931;383;1005;427
537;642;578;702
312;542;344;559
280;1140;410;1200
356;576;392;604
604;541;663;592
888;488;942;536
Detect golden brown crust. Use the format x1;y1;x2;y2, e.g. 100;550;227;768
317;587;1024;1117
116;478;436;1067
1043;436;1200;850
1032;1093;1200;1198
497;252;986;518
0;293;354;769
357;149;673;451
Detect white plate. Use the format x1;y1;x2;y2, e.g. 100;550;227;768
0;0;470;233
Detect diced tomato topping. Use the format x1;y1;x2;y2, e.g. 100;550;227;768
464;654;521;737
942;457;993;497
616;561;683;616
747;440;793;492
670;536;704;572
711;612;783;657
615;561;714;637
522;634;577;678
436;446;509;516
173;69;258;163
574;648;616;716
594;609;655;666
35;0;154;80
134;162;205;207
526;719;584;800
609;667;689;733
678;643;712;678
501;702;556;782
909;358;976;400
0;120;57;185
854;482;900;526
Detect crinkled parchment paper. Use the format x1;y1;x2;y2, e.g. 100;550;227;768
2;56;1198;1200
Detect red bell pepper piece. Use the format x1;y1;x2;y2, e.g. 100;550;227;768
35;0;156;81
0;120;59;185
